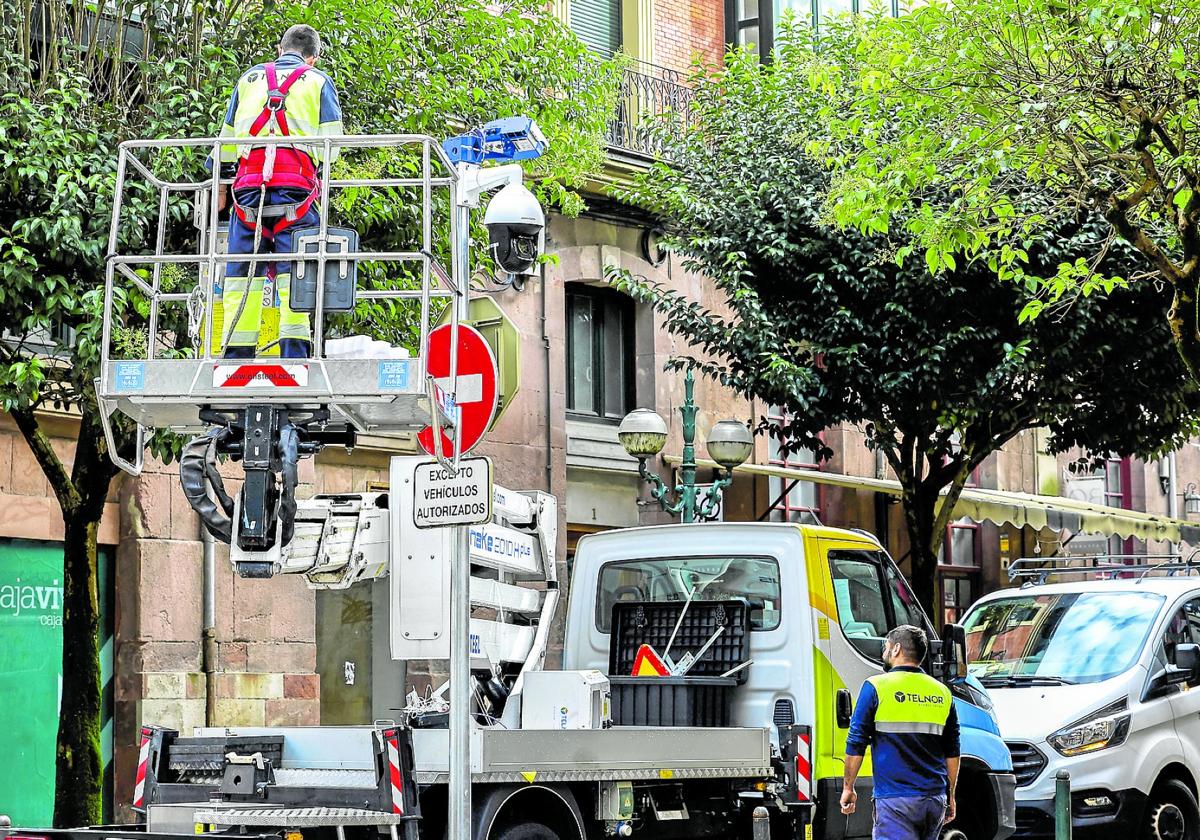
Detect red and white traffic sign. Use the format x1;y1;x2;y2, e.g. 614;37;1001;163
417;323;499;457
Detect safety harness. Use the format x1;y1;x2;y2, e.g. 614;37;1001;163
223;61;321;352
231;62;321;241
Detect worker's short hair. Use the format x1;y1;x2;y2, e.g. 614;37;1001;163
886;624;928;663
280;24;321;59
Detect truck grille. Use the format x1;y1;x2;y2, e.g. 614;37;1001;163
1006;741;1047;787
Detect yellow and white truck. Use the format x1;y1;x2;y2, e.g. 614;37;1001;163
2;469;1015;840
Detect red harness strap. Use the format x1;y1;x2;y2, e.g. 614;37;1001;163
233;61;322;238
249;62;311;138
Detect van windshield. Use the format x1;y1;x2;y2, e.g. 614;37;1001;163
596;556;782;632
962;591;1164;686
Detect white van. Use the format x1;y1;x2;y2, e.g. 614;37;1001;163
961;569;1200;840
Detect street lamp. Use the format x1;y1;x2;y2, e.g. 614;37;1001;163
1186;483;1200;518
617;368;754;523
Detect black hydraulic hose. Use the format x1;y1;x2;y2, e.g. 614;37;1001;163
277;422;300;547
180;428;234;544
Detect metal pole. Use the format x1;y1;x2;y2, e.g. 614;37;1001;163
678;369;699;523
1054;770;1071;840
449;524;472;840
751;806;771;840
447;164;475;840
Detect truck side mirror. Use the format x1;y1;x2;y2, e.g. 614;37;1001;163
836;689;853;729
943;622;968;679
1176;643;1200;682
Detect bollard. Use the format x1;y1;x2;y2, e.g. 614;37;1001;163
1054;770;1071;840
752;806;772;840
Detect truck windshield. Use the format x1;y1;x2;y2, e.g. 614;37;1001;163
596;556;782;632
963;591;1164;685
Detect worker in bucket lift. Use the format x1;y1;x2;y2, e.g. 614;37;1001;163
841;625;960;840
209;24;344;359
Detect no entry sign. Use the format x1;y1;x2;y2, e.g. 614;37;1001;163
417;323;499;457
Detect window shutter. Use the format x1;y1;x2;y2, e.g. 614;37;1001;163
569;0;622;56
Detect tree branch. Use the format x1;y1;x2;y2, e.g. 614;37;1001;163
8;405;81;515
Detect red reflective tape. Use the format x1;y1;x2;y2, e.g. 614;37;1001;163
795;732;812;802
386;732;405;815
132;729;152;808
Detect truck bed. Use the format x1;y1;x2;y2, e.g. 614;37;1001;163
193;725;772;785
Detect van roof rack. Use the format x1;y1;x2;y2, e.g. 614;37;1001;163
1008;553;1200;586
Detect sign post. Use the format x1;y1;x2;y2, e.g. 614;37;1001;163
419;291;500;840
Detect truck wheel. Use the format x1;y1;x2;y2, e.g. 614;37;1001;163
1144;779;1200;840
495;822;560;840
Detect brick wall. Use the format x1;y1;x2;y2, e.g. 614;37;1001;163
654;0;725;72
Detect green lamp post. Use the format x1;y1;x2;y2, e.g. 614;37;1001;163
617;369;754;523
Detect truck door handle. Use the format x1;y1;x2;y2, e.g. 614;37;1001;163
836;688;853;728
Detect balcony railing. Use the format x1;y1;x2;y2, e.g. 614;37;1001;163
607;60;693;159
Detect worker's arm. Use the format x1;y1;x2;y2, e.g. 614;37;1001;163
205;73;244;210
215;75;244;166
943;702;962;824
314;76;345;166
841;682;878;815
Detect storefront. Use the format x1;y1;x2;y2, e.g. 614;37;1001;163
0;539;114;824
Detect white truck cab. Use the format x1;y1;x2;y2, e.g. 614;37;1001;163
565;521;1017;840
962;568;1200;840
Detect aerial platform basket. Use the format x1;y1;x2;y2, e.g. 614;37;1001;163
97;134;467;475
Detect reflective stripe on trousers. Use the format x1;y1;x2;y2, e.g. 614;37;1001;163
222;188;316;352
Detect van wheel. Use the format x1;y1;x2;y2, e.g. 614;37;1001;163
494;822;560;840
1145;780;1200;840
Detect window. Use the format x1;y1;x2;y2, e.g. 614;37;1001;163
1099;456;1137;556
766;406;819;522
596;555;783;632
566;286;635;420
725;0;774;58
570;0;622;56
1157;598;1200;686
963;591;1164;685
939;509;981;625
772;0;897;34
828;548;931;660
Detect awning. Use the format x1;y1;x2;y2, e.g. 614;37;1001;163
665;456;1200;545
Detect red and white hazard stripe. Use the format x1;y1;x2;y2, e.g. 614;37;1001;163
132;726;152;810
795;730;812;802
384;729;405;815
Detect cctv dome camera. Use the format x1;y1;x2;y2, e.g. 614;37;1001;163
483;182;545;275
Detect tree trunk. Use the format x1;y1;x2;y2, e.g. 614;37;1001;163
53;515;104;827
1168;281;1200;386
901;486;940;619
53;412;116;826
10;403;114;825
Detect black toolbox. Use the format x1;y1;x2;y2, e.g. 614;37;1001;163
608;599;751;727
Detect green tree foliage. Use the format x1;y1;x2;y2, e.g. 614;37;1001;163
809;0;1200;380
612;27;1200;615
0;0;615;822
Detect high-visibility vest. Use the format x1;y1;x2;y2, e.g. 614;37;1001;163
232;62;318;194
867;670;953;736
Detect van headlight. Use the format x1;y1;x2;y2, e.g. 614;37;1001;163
1047;699;1130;756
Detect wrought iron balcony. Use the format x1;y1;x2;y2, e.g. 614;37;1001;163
607;60;693;159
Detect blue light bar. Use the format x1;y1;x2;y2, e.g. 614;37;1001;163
443;116;548;165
